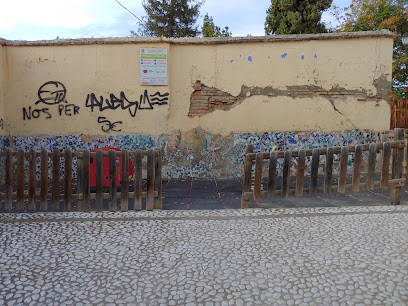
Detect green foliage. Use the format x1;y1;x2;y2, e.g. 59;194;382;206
333;0;408;97
202;13;232;37
132;0;204;38
265;0;333;35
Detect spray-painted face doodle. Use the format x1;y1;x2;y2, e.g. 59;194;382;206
35;81;67;105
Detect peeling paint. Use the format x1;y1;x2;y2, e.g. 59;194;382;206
189;79;390;117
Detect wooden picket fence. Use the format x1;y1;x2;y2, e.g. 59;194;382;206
241;128;407;208
0;148;162;212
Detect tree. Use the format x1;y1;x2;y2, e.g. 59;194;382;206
265;0;333;35
202;13;232;37
332;0;408;97
133;0;204;38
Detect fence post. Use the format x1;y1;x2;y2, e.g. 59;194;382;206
95;150;103;212
64;150;72;211
405;133;408;189
52;150;60;211
380;142;391;189
77;150;83;211
309;149;319;195
281;151;291;198
4;149;13;211
295;150;306;197
154;148;163;210
268;151;277;198
253;153;263;200
338;146;349;193
40;149;48;211
241;144;253;208
121;149;129;212
391;128;404;205
133;150;142;211
109;150;117;212
4;149;12;211
366;143;377;191
16;150;25;211
352;145;363;192
82;150;90;212
28;149;36;211
324;147;334;194
146;149;155;211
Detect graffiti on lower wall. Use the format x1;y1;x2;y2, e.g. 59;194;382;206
0;129;382;179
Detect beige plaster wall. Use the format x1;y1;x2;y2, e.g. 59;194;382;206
172;37;393;135
0;33;394;137
0;45;5;136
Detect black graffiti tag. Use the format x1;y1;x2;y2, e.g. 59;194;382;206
98;117;122;132
85;90;169;118
36;81;67;105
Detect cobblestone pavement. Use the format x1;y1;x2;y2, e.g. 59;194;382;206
1;206;408;305
162;178;408;210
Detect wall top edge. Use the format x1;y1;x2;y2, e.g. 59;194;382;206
0;30;395;47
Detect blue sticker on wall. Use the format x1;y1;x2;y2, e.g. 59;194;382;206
314;54;317;58
248;56;252;62
230;60;234;63
301;55;305;60
281;53;288;59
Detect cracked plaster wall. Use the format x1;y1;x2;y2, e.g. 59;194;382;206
176;38;393;134
0;33;395;177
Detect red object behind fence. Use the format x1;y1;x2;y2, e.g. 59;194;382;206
89;147;134;187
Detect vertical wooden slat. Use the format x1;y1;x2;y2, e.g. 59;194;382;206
253;153;263;200
16;150;25;210
5;149;13;211
405;135;408;189
77;150;83;211
64;149;72;211
109;150;117;212
40;149;48;211
324;147;334;194
366;143;377;191
380;142;391;188
154;148;163;209
16;150;24;211
295;150;306;197
338;146;349;193
82;150;90;212
52;150;60;211
95;150;103;212
391;128;404;205
146;149;155;211
133;150;142;211
268;152;277;197
28;149;36;211
281;151;291;198
121;149;129;212
352;145;363;192
309;149;320;195
241;144;253;208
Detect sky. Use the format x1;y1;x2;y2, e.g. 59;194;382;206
0;0;352;41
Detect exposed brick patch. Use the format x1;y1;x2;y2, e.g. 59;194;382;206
188;80;387;117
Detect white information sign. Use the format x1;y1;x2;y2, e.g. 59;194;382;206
140;48;168;86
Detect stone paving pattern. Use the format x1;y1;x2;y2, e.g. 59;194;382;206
162;178;408;210
1;206;408;305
